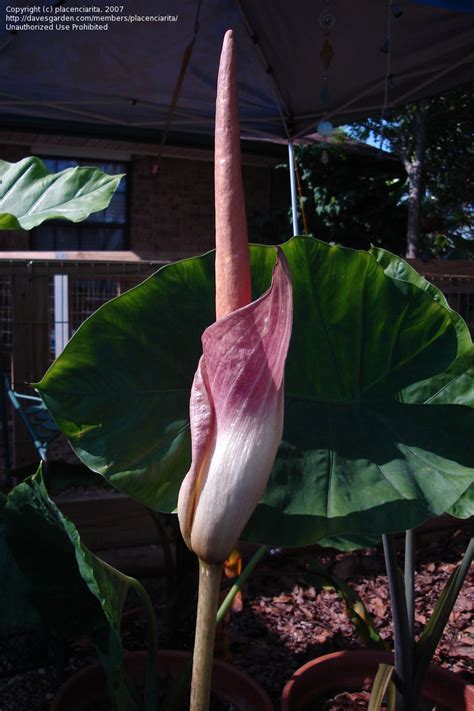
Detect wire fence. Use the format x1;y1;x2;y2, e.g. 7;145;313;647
0;277;12;353
428;275;474;333
0;257;165;470
1;256;474;471
70;279;122;334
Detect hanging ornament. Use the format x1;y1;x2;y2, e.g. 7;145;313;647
379;0;395;144
320;84;331;108
319;9;335;32
318;1;336;136
320;38;335;70
392;3;403;18
321;148;329;165
317;120;333;136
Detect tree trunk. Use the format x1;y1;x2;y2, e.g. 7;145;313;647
405;109;426;259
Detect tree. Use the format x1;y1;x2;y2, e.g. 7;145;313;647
294;132;407;253
349;83;474;258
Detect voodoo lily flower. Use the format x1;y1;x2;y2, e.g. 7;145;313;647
177;252;292;564
177;30;293;564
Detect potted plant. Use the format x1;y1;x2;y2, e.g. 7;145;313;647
0;147;268;709
281;649;474;711
1;466;273;710
281;528;473;710
50;650;273;711
7;30;474;711
0;34;278;711
37;175;474;705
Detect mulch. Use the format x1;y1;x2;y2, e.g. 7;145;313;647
0;526;472;710
227;527;473;707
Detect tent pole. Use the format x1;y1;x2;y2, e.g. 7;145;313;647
288;141;300;236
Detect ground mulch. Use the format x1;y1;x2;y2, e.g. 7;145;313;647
0;526;472;710
226;527;473;707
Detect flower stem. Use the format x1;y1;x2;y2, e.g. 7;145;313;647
190;559;223;711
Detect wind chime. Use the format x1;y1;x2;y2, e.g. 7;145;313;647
379;0;403;152
318;0;335;164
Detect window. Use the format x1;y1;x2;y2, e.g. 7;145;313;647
31;157;128;250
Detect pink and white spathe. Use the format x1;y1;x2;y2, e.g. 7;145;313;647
177;249;292;564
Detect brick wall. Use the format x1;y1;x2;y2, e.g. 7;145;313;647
0;140;279;257
129;155;271;256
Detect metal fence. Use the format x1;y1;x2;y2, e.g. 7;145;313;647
0;277;12;353
426;274;474;334
1;255;474;470
0;256;166;469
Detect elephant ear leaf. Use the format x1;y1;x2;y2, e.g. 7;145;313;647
37;237;474;549
2;466;154;708
446;483;474;519
247;239;474;546
0;157;122;230
0;493;42;627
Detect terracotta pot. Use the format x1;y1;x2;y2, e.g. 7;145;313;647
50;649;272;711
281;650;474;711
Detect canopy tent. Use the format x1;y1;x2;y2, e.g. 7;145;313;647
0;0;472;231
0;0;472;141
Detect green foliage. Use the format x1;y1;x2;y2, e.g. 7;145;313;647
37;237;474;549
0;156;122;230
295;138;407;252
447;483;474;518
413;538;473;696
0;493;42;627
350;84;474;257
368;664;395;711
410;88;472;216
1;467;156;709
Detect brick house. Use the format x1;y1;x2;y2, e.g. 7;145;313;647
0;130;288;257
0;130;289;467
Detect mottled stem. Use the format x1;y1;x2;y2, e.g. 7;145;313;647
190;559;223;711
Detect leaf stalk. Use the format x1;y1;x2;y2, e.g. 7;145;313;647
128;577;159;711
216;545;267;625
382;533;412;711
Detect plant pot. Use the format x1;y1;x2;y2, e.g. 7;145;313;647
281;650;474;711
50;649;272;710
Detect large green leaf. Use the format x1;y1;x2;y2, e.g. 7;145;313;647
447;482;474;518
37;237;474;547
37;252;215;511
0;157;122;230
0;493;42;627
1;468;154;708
